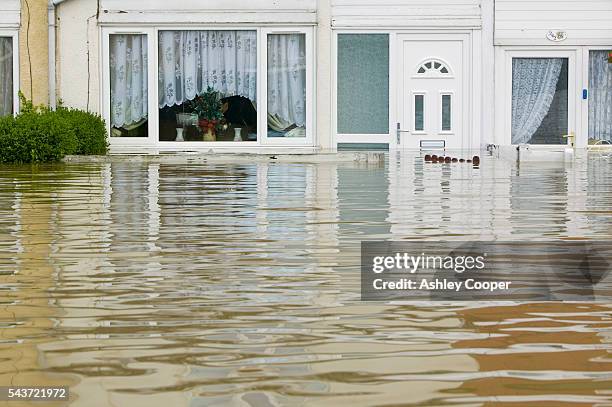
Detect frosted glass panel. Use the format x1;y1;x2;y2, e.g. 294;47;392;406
337;34;389;134
414;94;424;131
442;94;451;131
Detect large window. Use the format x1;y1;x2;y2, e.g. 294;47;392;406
0;36;13;117
337;34;389;135
588;50;612;144
511;58;568;145
158;30;258;143
105;27;312;146
109;34;149;138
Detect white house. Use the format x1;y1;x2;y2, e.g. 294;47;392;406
2;0;611;153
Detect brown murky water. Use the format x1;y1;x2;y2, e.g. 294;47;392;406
0;152;611;406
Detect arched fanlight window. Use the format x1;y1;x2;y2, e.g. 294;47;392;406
416;59;451;76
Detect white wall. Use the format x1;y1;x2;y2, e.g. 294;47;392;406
56;0;100;113
0;0;20;27
99;0;317;24
331;0;482;28
495;0;612;45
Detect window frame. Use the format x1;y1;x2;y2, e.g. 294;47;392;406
500;48;579;148
582;46;612;148
0;30;19;117
260;26;314;147
102;27;156;147
332;29;394;146
334;32;391;140
102;25;315;149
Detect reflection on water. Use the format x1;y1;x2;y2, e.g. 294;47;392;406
0;153;611;406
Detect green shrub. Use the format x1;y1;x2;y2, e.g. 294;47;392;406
0;111;77;163
0;94;108;163
55;107;108;155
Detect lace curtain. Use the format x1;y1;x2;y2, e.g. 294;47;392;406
0;37;13;117
511;58;563;144
267;34;306;128
158;30;257;108
589;51;612;142
110;34;148;128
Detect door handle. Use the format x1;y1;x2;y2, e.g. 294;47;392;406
396;123;411;145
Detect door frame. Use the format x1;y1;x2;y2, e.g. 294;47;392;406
392;31;475;151
581;46;612;148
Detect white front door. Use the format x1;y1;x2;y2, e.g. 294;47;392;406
396;34;469;150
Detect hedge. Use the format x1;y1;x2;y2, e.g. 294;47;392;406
0;95;108;164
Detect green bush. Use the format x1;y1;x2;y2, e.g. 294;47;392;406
0;111;77;163
55;107;108;156
0;94;108;164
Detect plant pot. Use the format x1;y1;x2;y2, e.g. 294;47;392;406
199;119;217;142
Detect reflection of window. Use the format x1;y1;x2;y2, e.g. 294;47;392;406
441;94;451;131
110;34;148;138
337;34;389;134
417;59;450;75
414;94;424;131
588;51;612;144
511;58;568;144
267;33;306;139
158;30;258;142
0;37;14;117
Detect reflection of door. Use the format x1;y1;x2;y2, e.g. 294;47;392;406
397;34;468;150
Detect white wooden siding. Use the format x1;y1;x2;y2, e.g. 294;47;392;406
0;0;20;27
99;0;317;24
332;0;482;28
495;0;612;45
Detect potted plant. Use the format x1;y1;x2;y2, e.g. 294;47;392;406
189;87;226;141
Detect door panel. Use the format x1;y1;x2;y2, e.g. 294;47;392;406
397;35;467;150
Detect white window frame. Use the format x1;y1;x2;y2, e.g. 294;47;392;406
102;25;315;150
333;31;393;145
412;91;427;134
439;91;454;134
581;46;612;148
498;47;581;148
260;26;315;147
0;30;19;116
101;27;156;147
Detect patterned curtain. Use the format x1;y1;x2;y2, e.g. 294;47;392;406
110;34;148;128
158;30;257;108
589;51;612;142
0;37;13;117
267;34;306;128
511;58;563;144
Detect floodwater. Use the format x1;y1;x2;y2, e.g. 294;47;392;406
0;152;611;406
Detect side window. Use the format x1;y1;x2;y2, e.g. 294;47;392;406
414;94;425;132
337;34;389;135
441;94;452;132
0;36;14;116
